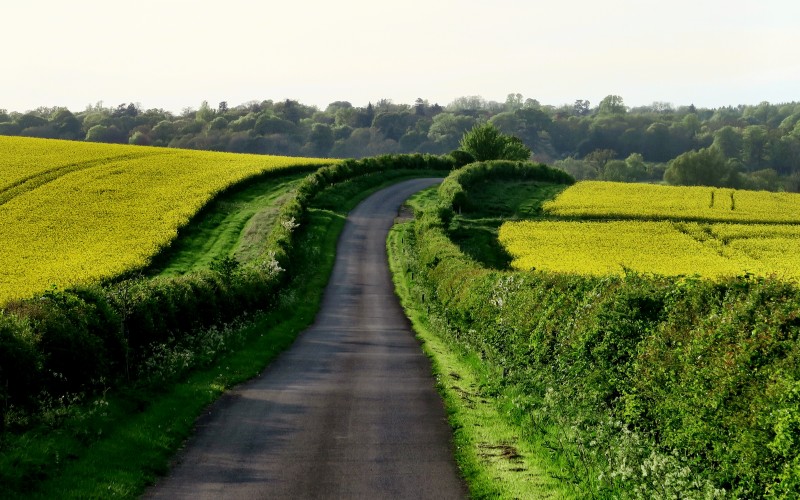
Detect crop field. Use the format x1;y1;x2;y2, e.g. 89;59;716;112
0;136;329;303
543;180;800;224
500;181;800;279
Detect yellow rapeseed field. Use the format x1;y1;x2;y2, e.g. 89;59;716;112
500;181;800;280
543;180;800;224
0;136;331;303
498;220;764;278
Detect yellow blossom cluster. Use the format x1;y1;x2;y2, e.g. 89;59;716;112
543;181;800;224
499;218;800;280
0;137;329;303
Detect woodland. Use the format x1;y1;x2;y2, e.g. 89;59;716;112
3;94;800;191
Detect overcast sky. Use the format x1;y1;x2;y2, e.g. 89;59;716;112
2;0;798;113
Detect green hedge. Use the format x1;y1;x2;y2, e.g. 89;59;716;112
438;160;575;212
0;154;455;430
402;203;800;498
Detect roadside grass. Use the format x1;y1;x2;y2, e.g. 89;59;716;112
148;172;307;275
447;181;567;269
461;179;568;218
388;208;577;499
1;169;449;498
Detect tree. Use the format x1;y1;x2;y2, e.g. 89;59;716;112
459;123;531;162
151;120;176;143
85;124;126;143
713;126;743;159
196;101;215;122
573;99;591;116
505;93;524;111
50;109;82;139
308;123;334;156
427;113;476;150
742;125;769;170
663;147;738;187
598;95;627;115
16;113;47;130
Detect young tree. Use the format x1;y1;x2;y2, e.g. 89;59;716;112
663;147;739;187
459;123;531;161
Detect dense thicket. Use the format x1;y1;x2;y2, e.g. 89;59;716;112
3;95;799;190
0;154;454;432
397;166;800;497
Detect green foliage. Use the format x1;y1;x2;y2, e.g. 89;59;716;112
664;146;740;187
438;160;574;212
0;156;453;498
598;94;627;115
0;154;455;431
448;149;475;168
400;190;800;497
4;96;800;189
459;123;532;161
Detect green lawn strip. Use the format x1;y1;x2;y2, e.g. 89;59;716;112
151;172;308;276
447;181;568;269
389;224;577;499
461;180;568;219
16;208;343;499
5;169;447;498
387;191;578;499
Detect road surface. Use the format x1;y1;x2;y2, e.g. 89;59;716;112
145;178;466;499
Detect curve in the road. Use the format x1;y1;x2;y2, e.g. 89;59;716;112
145;178;466;499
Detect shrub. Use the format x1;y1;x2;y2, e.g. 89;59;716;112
0;153;455;428
459;123;532;161
401;199;800;497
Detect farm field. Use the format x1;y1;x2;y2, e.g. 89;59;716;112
501;181;800;279
0;136;331;303
543;180;800;224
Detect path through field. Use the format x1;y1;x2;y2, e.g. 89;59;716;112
145;178;466;499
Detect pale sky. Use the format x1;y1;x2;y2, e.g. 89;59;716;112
2;0;798;113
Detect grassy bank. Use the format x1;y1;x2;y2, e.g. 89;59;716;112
393;166;800;498
1;166;450;498
149;172;308;276
388;206;577;499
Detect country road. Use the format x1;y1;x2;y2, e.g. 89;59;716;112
145;178;466;499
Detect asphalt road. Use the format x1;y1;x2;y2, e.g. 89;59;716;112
145;178;466;499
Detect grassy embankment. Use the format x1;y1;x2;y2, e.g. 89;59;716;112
391;162;800;498
389;185;578;499
0;165;450;498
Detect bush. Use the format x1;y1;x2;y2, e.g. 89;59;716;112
459;123;532;161
401;201;800;497
448;149;475;168
0;153;456;429
0;313;43;421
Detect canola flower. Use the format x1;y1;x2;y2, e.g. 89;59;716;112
543;181;800;224
499;220;800;280
0;137;332;303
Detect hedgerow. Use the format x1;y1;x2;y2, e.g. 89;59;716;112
438;159;575;212
401;188;800;497
0;153;455;432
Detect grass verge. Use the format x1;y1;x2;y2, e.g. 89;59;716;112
2;169;448;498
387;189;578;499
148;172;307;275
446;181;567;269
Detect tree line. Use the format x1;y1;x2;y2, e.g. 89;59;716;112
2;94;799;191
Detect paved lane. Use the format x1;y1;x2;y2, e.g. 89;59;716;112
145;178;465;499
